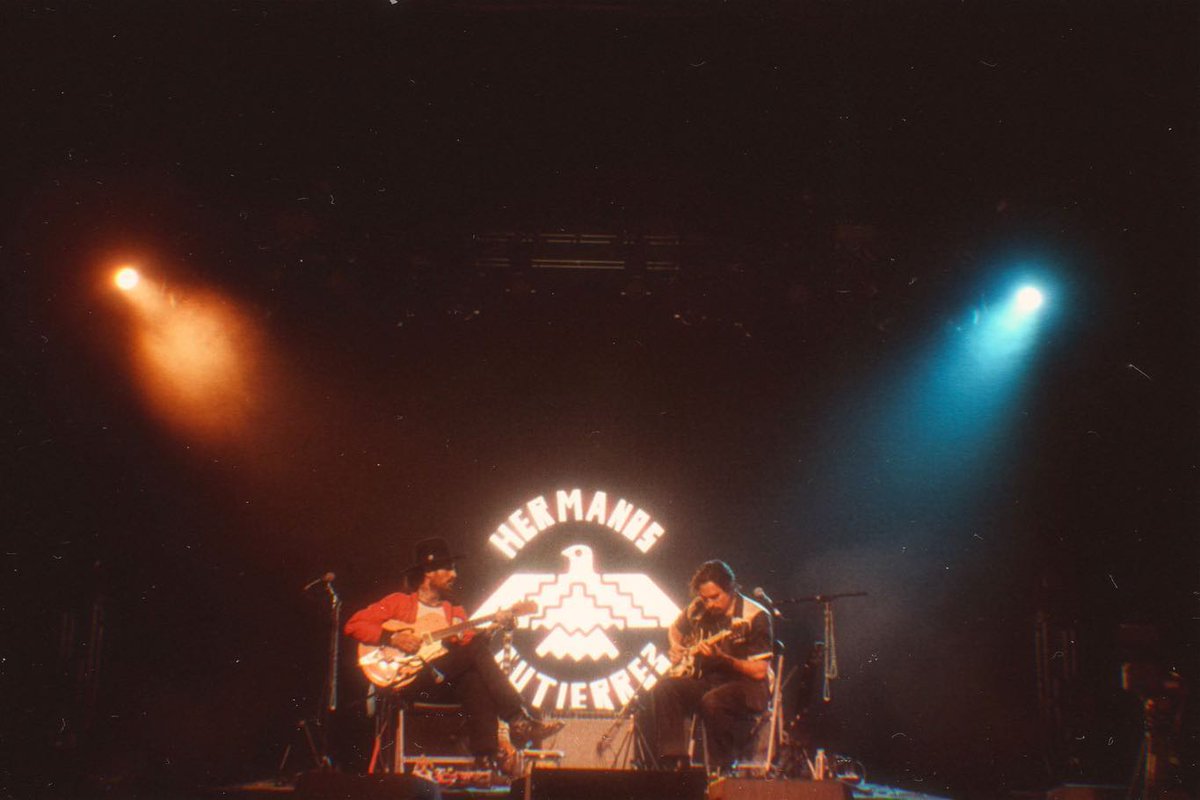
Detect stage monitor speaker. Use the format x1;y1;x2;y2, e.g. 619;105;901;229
539;715;637;769
708;777;854;800
294;770;441;800
510;767;706;800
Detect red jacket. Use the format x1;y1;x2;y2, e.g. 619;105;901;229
344;591;476;646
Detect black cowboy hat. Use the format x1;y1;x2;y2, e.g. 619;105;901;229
405;537;464;575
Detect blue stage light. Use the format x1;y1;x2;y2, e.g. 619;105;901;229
1014;286;1044;313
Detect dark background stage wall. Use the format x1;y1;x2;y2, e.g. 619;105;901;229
2;1;1196;796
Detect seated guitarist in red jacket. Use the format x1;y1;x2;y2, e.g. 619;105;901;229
345;537;563;770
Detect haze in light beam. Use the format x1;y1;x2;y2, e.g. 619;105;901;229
121;279;263;440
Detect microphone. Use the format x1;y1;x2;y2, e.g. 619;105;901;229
303;572;336;592
753;587;782;617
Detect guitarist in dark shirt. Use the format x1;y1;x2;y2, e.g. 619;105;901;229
345;537;563;770
643;559;773;772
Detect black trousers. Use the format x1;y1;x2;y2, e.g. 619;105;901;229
400;635;525;756
642;673;769;768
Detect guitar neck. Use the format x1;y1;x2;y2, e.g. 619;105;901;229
688;629;732;654
427;612;501;642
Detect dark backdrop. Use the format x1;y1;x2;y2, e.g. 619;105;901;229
3;1;1196;796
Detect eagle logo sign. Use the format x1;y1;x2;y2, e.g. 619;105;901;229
473;544;680;662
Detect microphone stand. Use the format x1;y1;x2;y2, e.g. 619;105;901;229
778;592;866;703
324;580;342;716
598;682;658;770
279;577;341;782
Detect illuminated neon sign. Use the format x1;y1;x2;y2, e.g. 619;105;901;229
486;488;667;559
472;489;680;713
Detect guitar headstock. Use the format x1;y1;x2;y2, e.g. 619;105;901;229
511;600;538;617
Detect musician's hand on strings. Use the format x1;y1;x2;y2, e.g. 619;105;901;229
388;630;422;654
696;640;729;662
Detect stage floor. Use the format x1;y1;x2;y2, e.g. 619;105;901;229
214;774;953;800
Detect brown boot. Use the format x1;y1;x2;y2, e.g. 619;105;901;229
508;713;566;748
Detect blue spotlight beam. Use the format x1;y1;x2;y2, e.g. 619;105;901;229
797;275;1056;542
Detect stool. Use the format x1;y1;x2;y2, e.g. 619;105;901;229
687;646;786;776
396;700;474;774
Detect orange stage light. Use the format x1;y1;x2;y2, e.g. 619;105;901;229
114;266;141;291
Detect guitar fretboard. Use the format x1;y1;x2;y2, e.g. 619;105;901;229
686;629;733;653
426;612;501;642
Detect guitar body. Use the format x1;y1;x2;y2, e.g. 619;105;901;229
357;600;537;689
667;619;749;679
667;628;733;679
669;650;698;680
357;615;454;689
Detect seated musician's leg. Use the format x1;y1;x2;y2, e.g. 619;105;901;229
460;635;524;722
372;689;397;774
448;666;502;759
462;636;566;745
698;679;768;770
403;664;456;702
645;676;707;768
437;637;563;751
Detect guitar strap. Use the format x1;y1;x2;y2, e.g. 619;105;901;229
708;595;772;668
737;594;775;666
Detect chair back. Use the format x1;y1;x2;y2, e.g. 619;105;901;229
734;648;786;776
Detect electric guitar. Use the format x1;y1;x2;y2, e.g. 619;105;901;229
667;619;750;679
357;600;537;688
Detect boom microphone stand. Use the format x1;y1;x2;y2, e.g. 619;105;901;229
778;592;866;703
773;591;866;780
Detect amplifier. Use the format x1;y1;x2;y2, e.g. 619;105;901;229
708;778;854;800
510;767;706;800
538;716;637;769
